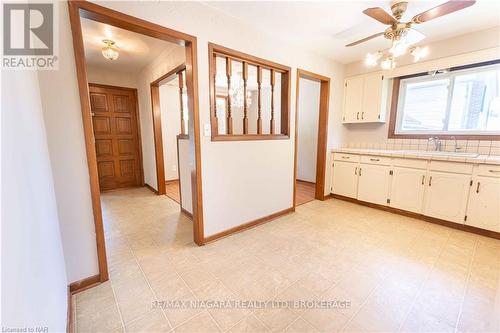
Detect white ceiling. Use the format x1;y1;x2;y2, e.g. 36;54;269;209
81;17;182;72
202;0;500;64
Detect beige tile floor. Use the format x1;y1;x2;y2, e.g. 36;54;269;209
73;187;500;333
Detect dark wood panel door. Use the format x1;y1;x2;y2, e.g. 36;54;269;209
89;84;142;191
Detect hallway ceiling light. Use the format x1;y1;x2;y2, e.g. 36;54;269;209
101;39;119;61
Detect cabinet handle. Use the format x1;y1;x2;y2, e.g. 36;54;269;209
359;168;362;176
357;112;359;120
341;156;350;159
370;158;380;162
361;112;364;120
476;182;480;193
421;175;425;185
429;176;432;186
488;170;500;173
355;167;358;175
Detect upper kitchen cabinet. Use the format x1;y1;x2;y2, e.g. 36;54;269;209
342;72;390;124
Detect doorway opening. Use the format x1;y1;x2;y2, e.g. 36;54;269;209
293;69;331;208
68;1;203;285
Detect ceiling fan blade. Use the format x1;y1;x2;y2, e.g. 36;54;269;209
405;28;426;45
345;32;385;47
411;0;476;24
363;7;397;25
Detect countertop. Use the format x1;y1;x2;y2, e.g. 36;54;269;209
332;148;500;165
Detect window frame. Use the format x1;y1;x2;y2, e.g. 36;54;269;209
208;43;291;141
388;59;500;140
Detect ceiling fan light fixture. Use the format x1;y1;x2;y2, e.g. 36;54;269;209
389;39;408;57
102;39;119;61
381;57;396;70
410;46;429;62
365;52;381;67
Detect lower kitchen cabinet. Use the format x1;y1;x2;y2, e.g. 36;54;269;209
422;171;471;224
466;176;500;232
331;161;358;198
357;163;391;206
390;167;426;213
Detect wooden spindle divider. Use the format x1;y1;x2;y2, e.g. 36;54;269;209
270;69;275;134
211;55;219;134
242;61;248;134
226;57;233;135
178;70;186;135
257;66;262;134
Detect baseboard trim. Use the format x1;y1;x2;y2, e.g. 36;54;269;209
181;207;193;219
69;274;101;294
144;183;158;194
67;286;73;333
330;194;500;240
204;207;295;243
296;179;316;185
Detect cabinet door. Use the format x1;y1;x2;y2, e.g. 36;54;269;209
343;77;364;123
332;161;358;198
357;163;391;205
466;177;500;232
423;171;470;223
361;74;383;122
390;167;426;213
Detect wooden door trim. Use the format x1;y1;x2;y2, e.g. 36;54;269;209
293;69;331;208
150;63;186;195
88;83;145;188
68;0;205;285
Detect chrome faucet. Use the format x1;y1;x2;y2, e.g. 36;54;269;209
450;136;462;152
428;137;442;151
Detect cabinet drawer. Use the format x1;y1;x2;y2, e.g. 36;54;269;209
393;158;428;170
429;161;473;174
477;164;500;177
334;153;360;163
360;155;391;166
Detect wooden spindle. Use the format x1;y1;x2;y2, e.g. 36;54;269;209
226;57;233;135
270;69;275;134
178;70;185;135
242;61;248;134
212;55;219;134
257;66;262;134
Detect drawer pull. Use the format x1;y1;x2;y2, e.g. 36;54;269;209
341;156;350;159
370;158;380;162
488;170;500;173
421;175;425;185
359;168;362;176
357;112;360;120
429;176;432;187
361;112;364;120
476;182;480;193
354;167;358;175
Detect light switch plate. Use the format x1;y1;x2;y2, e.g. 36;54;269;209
204;123;211;137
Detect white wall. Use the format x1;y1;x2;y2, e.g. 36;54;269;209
340;27;500;146
178;138;193;214
37;1;99;283
297;78;321;183
159;81;182;181
2;70;68;331
86;65;139;88
135;44;185;189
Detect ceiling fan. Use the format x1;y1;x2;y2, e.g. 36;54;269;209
346;0;477;47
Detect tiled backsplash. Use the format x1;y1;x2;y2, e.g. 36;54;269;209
341;139;500;156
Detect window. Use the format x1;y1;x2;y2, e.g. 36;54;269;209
209;43;291;141
392;60;500;138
